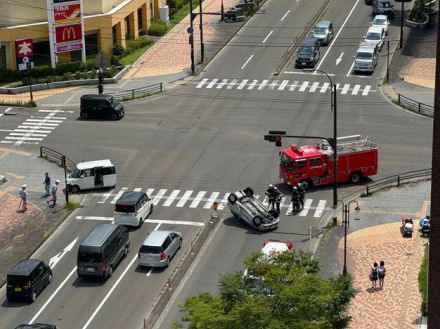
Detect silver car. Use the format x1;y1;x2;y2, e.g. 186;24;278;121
138;230;182;268
363;26;385;51
372;15;390;35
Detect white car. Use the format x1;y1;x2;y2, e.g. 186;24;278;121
372;15;390;35
363;26;385;51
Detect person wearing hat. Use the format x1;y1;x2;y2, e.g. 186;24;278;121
19;184;28;211
47;179;60;207
265;184;276;211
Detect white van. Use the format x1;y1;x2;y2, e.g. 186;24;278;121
114;191;153;227
67;159;116;193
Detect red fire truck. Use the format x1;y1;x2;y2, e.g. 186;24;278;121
279;135;378;188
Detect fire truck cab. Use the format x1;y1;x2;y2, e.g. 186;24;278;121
279;135;378;189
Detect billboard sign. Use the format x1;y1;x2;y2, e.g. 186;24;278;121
55;23;83;53
53;0;73;3
54;3;81;24
15;39;34;71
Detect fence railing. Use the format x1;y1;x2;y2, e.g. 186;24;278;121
40;146;76;172
397;94;433;117
363;168;431;196
110;83;163;101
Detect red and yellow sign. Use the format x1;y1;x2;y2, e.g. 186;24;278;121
54;3;81;24
55;23;82;43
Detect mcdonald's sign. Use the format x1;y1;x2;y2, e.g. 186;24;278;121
55;23;82;43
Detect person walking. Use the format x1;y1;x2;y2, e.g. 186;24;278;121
266;184;276;211
18;184;28;211
274;187;282;215
369;262;379;290
43;172;51;196
47;180;60;207
378;260;386;288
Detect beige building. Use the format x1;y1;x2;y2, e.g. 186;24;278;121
0;0;166;70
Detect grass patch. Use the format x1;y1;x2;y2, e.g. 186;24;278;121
120;43;155;65
169;0;201;28
0;100;36;107
418;244;429;315
66;200;81;210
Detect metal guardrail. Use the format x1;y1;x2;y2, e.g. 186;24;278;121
363;168;431;196
110;83;163;101
397;94;433;117
39;146;76;172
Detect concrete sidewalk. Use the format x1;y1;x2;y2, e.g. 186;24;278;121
316;180;430;329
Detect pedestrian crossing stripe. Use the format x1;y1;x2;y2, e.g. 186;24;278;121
0;109;68;146
195;78;374;96
94;188;329;218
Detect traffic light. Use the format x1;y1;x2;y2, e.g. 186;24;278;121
264;134;283;147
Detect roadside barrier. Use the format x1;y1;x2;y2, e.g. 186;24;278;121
39;146;76;172
110;83;163;102
397;94;433;118
363;168;431;196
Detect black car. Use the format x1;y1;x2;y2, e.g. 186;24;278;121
15;324;57;329
365;0;373;4
295;37;320;68
6;259;52;302
80;94;124;120
372;0;395;19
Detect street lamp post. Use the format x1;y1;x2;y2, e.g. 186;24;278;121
221;0;224;21
339;200;360;275
26;62;33;102
312;69;338;224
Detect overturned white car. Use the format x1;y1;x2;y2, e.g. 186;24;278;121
227;187;279;231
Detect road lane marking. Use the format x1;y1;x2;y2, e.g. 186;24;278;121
0;107;12;118
162;189;180;207
241;54;254;70
237;79;248;89
299;81;309;92
268;80;279;90
258;79;269;90
289;80;299;91
227;79;238;89
309;81;320;92
346;60;355;76
206;79;218;89
336;52;344;65
196;78;209;88
320;82;330;93
315;0;361;71
110;187;128;204
176;190;193;207
298;199;313;216
262;30;273;43
352;84;361;95
217;193;230;210
313;200;327;217
29;266;77;324
203;192;220;209
278;80;289;91
362;85;371;96
98;189;114;204
217;79;228;89
281;10;290;21
152;189;167;205
341;84;350;95
189;191;206;208
247;79;259;90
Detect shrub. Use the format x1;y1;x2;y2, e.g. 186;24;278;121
409;0;427;22
113;44;125;60
148;19;167;36
0;68;20;83
125;36;153;54
418;245;429;315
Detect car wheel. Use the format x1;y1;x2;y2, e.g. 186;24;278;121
110;113;118;121
107;266;113;278
244;187;254;197
80;113;88;120
31;291;37;302
350;172;362;184
165;257;170;267
48;274;52;284
300;180;312;190
252;215;262;227
228;193;238;204
124;245;129;257
149;204;153;216
71;185;80;193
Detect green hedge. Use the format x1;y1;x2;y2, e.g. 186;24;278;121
148;19;167;36
125;36;154;55
418;244;429;315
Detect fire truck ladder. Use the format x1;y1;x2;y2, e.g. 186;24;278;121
337;135;376;154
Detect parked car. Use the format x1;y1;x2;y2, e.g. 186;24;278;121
230;1;254;11
227;187;279;231
67;159;116;193
353;42;378;74
363;26;385;51
114;190;153;227
80;94;124;120
15;325;57;329
372;14;390;35
312;20;334;45
365;0;374;4
295;37;320;68
138;230;183;268
372;0;395;19
6;259;52;302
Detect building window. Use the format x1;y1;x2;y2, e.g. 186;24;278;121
125;16;130;39
138;8;143;32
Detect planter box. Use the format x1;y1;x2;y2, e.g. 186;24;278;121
406;13;429;28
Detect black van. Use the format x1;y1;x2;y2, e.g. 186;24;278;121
295;37;320;68
80;94;124;120
6;259;52;302
77;224;130;279
15;324;57;329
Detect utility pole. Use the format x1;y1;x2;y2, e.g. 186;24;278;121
332;84;338;224
428;7;440;328
26;62;33;102
62;156;69;204
386;40;390;83
199;0;205;62
400;1;404;48
189;0;195;74
221;0;224;21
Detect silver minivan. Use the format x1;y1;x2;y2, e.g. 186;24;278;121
312;20;334;45
353;42;378;73
138;230;182;268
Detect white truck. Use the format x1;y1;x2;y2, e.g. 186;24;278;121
227;187;279;231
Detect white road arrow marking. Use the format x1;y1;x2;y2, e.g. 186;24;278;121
336;52;344;65
49;237;78;269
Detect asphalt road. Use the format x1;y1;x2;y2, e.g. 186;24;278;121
0;0;432;328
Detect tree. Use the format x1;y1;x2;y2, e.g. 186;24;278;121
175;250;356;329
112;44;125;62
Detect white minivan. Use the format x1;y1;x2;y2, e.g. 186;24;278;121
67;159;116;193
114;191;153;227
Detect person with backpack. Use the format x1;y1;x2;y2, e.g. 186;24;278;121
369;262;379;290
378;260;386;288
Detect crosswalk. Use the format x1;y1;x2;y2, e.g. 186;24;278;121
0;109;72;145
195;78;374;96
94;187;329;218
